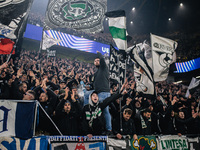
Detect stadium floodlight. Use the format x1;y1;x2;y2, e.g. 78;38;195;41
180;3;183;7
132;7;135;11
173;80;183;84
168;18;171;21
130;21;133;24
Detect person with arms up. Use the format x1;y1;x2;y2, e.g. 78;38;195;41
93;51;112;134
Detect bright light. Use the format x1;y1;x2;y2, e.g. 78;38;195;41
132;7;135;11
173;80;182;84
168;18;171;21
130;21;133;24
94;38;96;41
105;18;108;21
180;3;183;7
196;76;200;79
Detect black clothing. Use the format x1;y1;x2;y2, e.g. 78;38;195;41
113;116;136;137
81;93;122;135
134;113;152;136
55;99;81;135
93;52;110;93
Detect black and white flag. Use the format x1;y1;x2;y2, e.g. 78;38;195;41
109;45;120;83
128;43;154;95
47;49;56;57
45;0;106;33
151;34;177;82
185;77;200;98
0;0;34;39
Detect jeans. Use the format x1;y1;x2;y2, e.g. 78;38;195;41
98;92;111;131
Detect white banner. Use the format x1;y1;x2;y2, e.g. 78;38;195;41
158;135;188;150
151;34;177;82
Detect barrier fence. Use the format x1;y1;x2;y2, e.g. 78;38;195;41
0;135;200;150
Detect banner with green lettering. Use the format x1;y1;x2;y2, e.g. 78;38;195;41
130;136;157;150
158;135;188;150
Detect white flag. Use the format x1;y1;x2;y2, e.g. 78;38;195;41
42;31;61;50
151;34;178;82
185;77;200;98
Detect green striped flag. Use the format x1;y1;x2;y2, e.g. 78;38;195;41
105;10;127;51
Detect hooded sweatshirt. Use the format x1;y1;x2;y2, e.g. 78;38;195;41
81;92;122;135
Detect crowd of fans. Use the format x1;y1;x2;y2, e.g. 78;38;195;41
0;49;200;139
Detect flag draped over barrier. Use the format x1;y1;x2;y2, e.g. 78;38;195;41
151;34;177;82
45;0;107;33
0;100;37;139
0;136;49;150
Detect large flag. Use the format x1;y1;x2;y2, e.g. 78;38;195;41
109;45;120;84
45;0;106;33
0;38;15;54
151;34;178;82
42;31;61;50
0;100;37;139
128;43;155;95
105;10;127;51
0;0;34;39
106;10;127;87
185;77;200;98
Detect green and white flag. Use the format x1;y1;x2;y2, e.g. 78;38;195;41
105;10;127;51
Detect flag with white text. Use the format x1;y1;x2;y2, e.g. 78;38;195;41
151;34;177;82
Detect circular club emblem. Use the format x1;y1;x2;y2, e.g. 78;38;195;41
46;0;106;33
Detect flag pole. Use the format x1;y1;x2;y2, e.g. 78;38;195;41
6;44;16;63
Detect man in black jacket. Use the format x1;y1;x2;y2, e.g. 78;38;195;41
113;108;138;140
93;52;112;133
55;98;81;135
81;84;127;138
134;108;152;136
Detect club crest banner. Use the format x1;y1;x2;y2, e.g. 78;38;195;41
131;136;157;150
45;0;106;33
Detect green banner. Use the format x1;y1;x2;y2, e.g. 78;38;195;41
130;136;157;150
